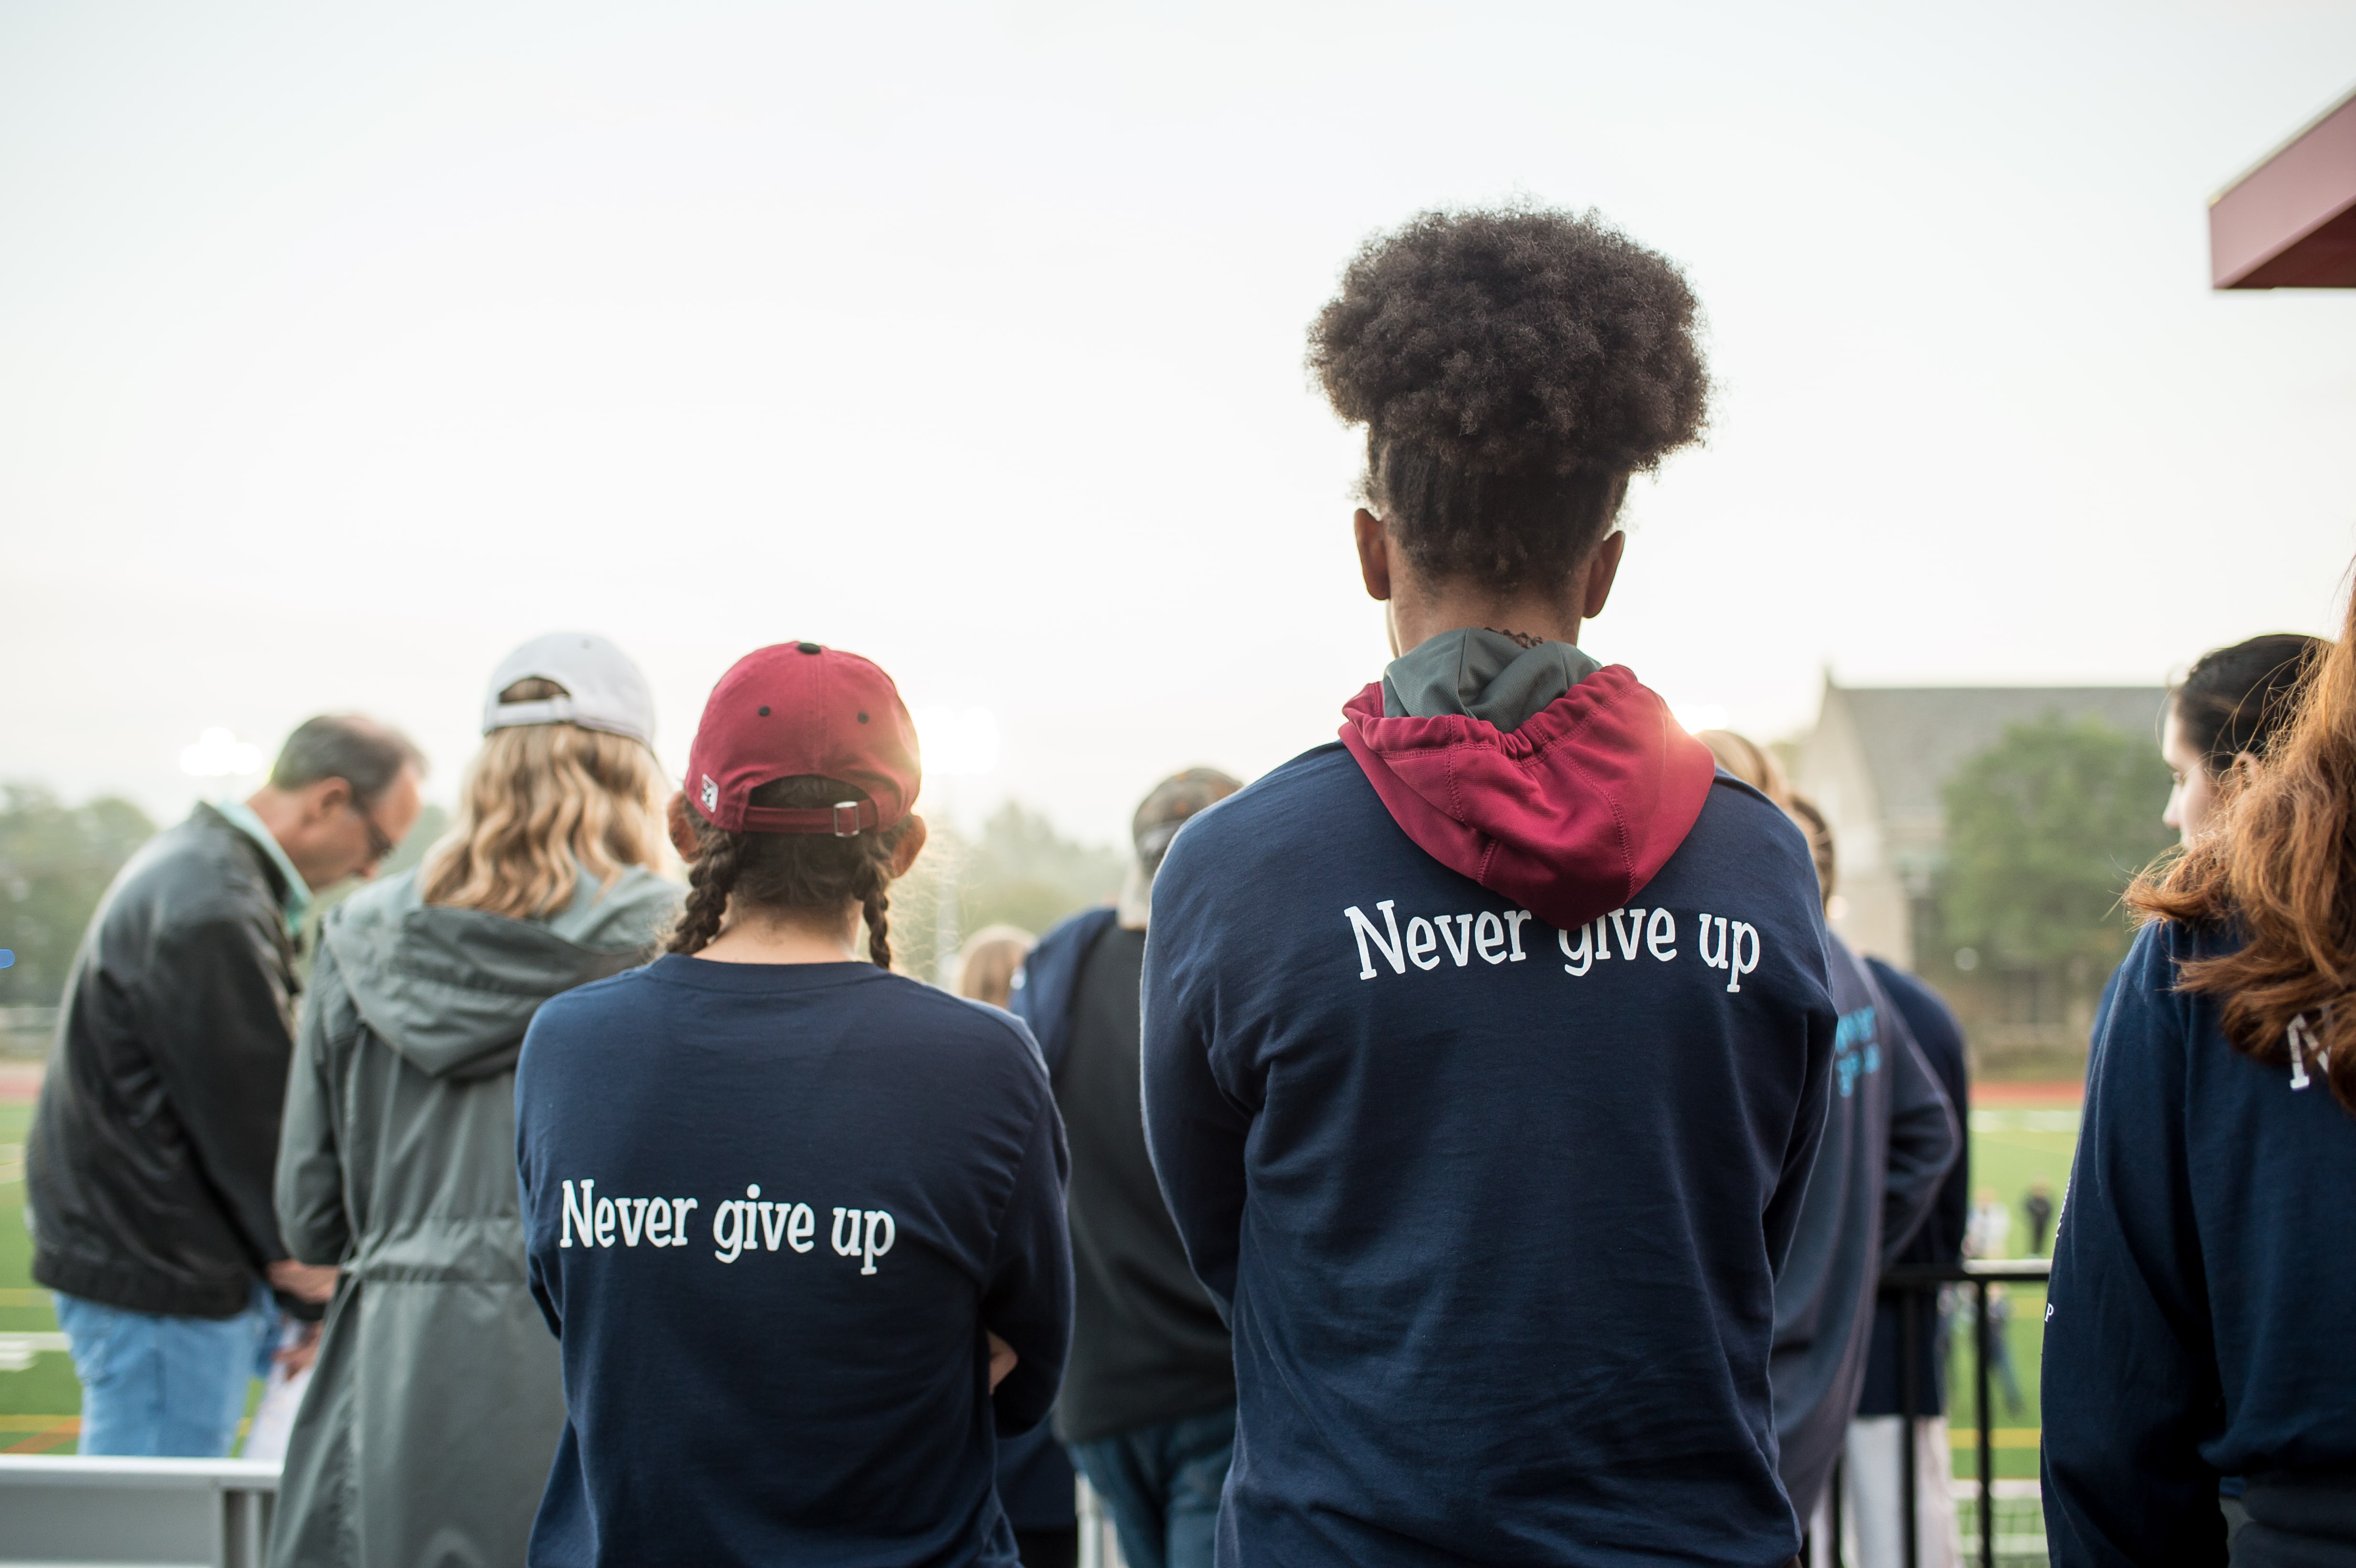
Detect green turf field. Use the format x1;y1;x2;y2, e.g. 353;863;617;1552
1944;1098;2078;1481
0;1099;84;1453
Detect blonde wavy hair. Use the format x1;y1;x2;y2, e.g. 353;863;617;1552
420;678;668;918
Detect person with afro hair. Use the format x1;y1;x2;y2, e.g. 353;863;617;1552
1139;207;1839;1566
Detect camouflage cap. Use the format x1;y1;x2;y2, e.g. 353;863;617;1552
1133;767;1243;872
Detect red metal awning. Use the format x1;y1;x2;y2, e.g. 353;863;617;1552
2211;84;2356;289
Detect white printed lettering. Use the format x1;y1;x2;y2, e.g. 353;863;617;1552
1344;902;1407;979
594;1197;615;1248
617;1198;647;1247
831;1207;863;1256
712;1201;745;1263
1699;914;1729;969
1474;911;1507;964
1439;914;1474;967
787;1202;815;1252
1609;908;1646;961
1406;917;1440;970
861;1210;896;1275
646;1199;672;1246
1727;922;1761;993
670;1198;698;1247
759;1201;787;1252
1592;916;1612;959
1560;924;1594;977
1647;906;1678;961
1504;910;1532;960
561;1179;594;1249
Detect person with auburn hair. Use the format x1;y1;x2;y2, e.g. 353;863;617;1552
513;642;1072;1568
1140;207;1839;1564
267;634;679;1568
2042;599;2356;1567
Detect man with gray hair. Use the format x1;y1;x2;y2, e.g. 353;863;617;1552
27;714;424;1456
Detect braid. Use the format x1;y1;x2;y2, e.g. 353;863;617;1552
861;881;893;972
668;832;741;955
670;776;913;966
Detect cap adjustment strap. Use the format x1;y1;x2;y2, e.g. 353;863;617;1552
735;798;884;836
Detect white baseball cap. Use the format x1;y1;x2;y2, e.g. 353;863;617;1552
482;632;656;748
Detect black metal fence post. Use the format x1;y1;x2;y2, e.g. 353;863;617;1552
1879;1258;2049;1568
1976;1277;1995;1568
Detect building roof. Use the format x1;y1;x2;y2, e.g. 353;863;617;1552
2211;82;2356;289
1828;684;2168;828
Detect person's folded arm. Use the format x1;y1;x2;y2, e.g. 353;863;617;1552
981;1092;1073;1436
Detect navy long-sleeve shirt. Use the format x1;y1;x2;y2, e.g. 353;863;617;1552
1140;744;1837;1567
515;957;1073;1568
2044;920;2356;1567
1857;957;1971;1418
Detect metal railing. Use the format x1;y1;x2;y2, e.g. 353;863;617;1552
0;1454;277;1568
1852;1257;2051;1568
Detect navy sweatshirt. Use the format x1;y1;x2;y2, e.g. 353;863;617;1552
1769;936;1957;1517
1141;744;1838;1567
2044;919;2356;1567
1856;957;1971;1419
514;957;1073;1568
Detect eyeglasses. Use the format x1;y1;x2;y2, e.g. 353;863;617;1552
345;793;397;864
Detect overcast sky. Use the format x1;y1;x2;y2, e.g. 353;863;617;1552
4;1;2353;845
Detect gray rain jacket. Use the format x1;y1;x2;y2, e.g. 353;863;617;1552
269;863;678;1568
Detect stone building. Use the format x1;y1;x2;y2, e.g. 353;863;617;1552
1786;679;2165;1067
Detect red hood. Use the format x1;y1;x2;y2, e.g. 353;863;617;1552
1338;665;1717;931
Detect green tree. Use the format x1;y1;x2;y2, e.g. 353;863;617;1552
956;801;1127;938
1939;715;2175;971
892;801;1127;980
0;785;157;1006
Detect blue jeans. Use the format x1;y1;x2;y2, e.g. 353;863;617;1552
1069;1407;1234;1568
53;1285;276;1457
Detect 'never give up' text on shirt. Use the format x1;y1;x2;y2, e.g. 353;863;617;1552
514;957;1073;1568
1143;738;1837;1568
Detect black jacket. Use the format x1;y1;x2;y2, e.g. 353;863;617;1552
27;804;303;1318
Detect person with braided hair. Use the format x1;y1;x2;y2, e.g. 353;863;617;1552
514;642;1073;1568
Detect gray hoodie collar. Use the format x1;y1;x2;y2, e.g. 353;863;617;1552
323;862;680;1079
1381;628;1603;734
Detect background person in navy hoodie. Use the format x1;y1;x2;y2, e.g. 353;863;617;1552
2043;591;2356;1568
1140;207;1839;1567
1851;957;1970;1568
515;643;1073;1568
1698;738;1958;1541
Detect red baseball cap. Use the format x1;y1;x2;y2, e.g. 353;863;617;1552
684;642;921;835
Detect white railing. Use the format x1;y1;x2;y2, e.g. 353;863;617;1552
0;1455;278;1568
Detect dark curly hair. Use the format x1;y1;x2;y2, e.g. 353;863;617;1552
667;775;916;969
1309;205;1709;594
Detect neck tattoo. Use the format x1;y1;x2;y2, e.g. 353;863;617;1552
1483;627;1548;650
